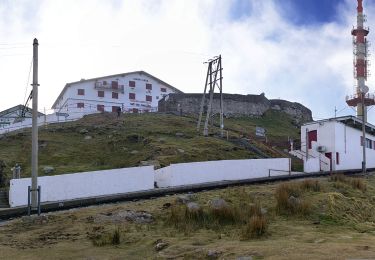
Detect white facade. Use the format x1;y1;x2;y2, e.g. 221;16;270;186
291;116;375;173
155;158;291;187
52;71;182;115
0;105;40;128
9;166;155;207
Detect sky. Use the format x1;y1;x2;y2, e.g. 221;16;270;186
1;0;375;121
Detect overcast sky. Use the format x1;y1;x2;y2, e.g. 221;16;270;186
1;0;375;121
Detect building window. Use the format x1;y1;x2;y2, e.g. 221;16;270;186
129;93;136;100
103;81;107;85
161;87;166;92
361;137;373;149
146;95;152;102
98;91;104;97
78;89;85;95
112;106;120;113
77;103;84;108
307;130;317;149
112;81;118;89
97;105;104;112
129;81;135;87
146;83;152;90
336;152;339;165
112;92;118;99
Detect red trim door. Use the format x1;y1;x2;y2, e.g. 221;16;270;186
325;152;332;171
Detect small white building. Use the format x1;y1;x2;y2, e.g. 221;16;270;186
0;105;43;128
52;71;182;115
291;116;375;173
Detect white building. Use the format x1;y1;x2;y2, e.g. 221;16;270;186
52;71;182;115
291;116;375;173
0;105;43;128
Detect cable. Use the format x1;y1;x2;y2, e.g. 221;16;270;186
22;58;33;107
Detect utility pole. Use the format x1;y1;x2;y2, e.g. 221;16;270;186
197;55;224;137
31;38;39;208
361;93;366;174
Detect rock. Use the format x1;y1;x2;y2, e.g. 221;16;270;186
118;210;153;224
288;196;301;209
237;257;253;260
207;250;222;259
177;149;185;154
84;135;92;140
176;194;196;204
22;215;49;225
130;150;139;155
261;207;268;215
140;160;160;168
157;138;166;144
162;202;172;209
186;202;201;212
209;198;228;210
175;132;184;137
79;129;89;134
43;166;55;174
155;242;169;251
39;142;48;148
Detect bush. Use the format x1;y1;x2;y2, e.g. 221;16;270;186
330;174;367;192
275;182;311;216
300;179;321;192
242;214;268;239
92;227;121;247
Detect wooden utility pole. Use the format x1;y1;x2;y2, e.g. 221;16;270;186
31;38;39;208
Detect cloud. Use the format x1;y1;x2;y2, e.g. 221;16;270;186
0;0;374;121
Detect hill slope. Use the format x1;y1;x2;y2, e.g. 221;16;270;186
0;111;301;180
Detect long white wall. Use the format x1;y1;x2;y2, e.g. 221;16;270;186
155;158;291;188
9;166;154;207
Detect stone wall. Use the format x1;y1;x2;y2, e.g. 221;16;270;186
158;93;312;123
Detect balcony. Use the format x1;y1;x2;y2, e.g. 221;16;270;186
94;82;124;93
346;92;375;107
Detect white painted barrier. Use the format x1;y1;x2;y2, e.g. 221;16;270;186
155;158;291;188
9;166;154;207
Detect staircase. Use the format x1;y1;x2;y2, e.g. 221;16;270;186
0;189;9;208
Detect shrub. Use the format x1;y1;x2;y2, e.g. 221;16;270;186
241;214;268;239
92;227;121;246
330;174;367;192
275;182;311;216
350;178;367;192
300;179;321;192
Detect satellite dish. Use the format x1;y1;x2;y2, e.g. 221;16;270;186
360;85;369;93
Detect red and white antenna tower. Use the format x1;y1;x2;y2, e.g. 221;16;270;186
346;0;375;122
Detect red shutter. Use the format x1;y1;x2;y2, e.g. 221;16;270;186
77;103;84;108
161;88;166;92
112;92;118;99
78;89;85;95
307;130;317;149
129;93;135;100
97;105;104;112
98;91;104;97
111;81;118;89
146;95;152;102
146;83;152;90
129;81;135;87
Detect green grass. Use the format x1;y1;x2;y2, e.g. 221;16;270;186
0;111;301;180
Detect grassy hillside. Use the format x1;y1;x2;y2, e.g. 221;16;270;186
0;111;301;179
0;175;374;259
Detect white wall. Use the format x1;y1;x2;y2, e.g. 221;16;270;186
155;158;291;188
9;166;154;207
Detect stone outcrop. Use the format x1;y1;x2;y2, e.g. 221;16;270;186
158;93;312;123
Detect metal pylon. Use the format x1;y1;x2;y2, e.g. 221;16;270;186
197;55;224;137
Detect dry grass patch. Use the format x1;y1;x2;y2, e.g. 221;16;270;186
330;174;367;192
